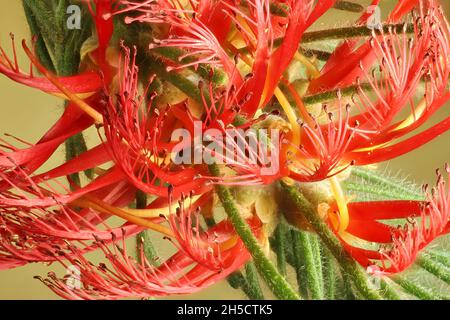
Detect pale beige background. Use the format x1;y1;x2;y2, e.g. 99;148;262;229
0;1;449;299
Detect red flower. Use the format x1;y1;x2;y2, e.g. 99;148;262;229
0;162;141;269
287;0;450;182
0;0;116;180
35;194;261;300
103;45;210;198
115;0;340;122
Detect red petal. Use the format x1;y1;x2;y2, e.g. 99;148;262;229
346;219;399;243
352;115;450;165
348;201;423;220
0;65;102;94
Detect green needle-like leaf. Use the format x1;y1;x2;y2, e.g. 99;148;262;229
273;221;288;277
244;262;265;300
291;229;324;299
392;276;444;300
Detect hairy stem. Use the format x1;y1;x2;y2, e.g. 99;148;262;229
280;181;382;300
209;164;300;300
301;23;414;43
303;83;372;106
135;191;159;266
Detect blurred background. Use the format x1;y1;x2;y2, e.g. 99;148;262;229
0;1;449;299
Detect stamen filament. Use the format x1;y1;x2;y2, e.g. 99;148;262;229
274;87;301;147
124;195;202;218
285;81;316;127
71;196;175;237
72;196;235;251
394;97;427;131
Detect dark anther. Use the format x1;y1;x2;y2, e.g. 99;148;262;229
245;72;254;80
